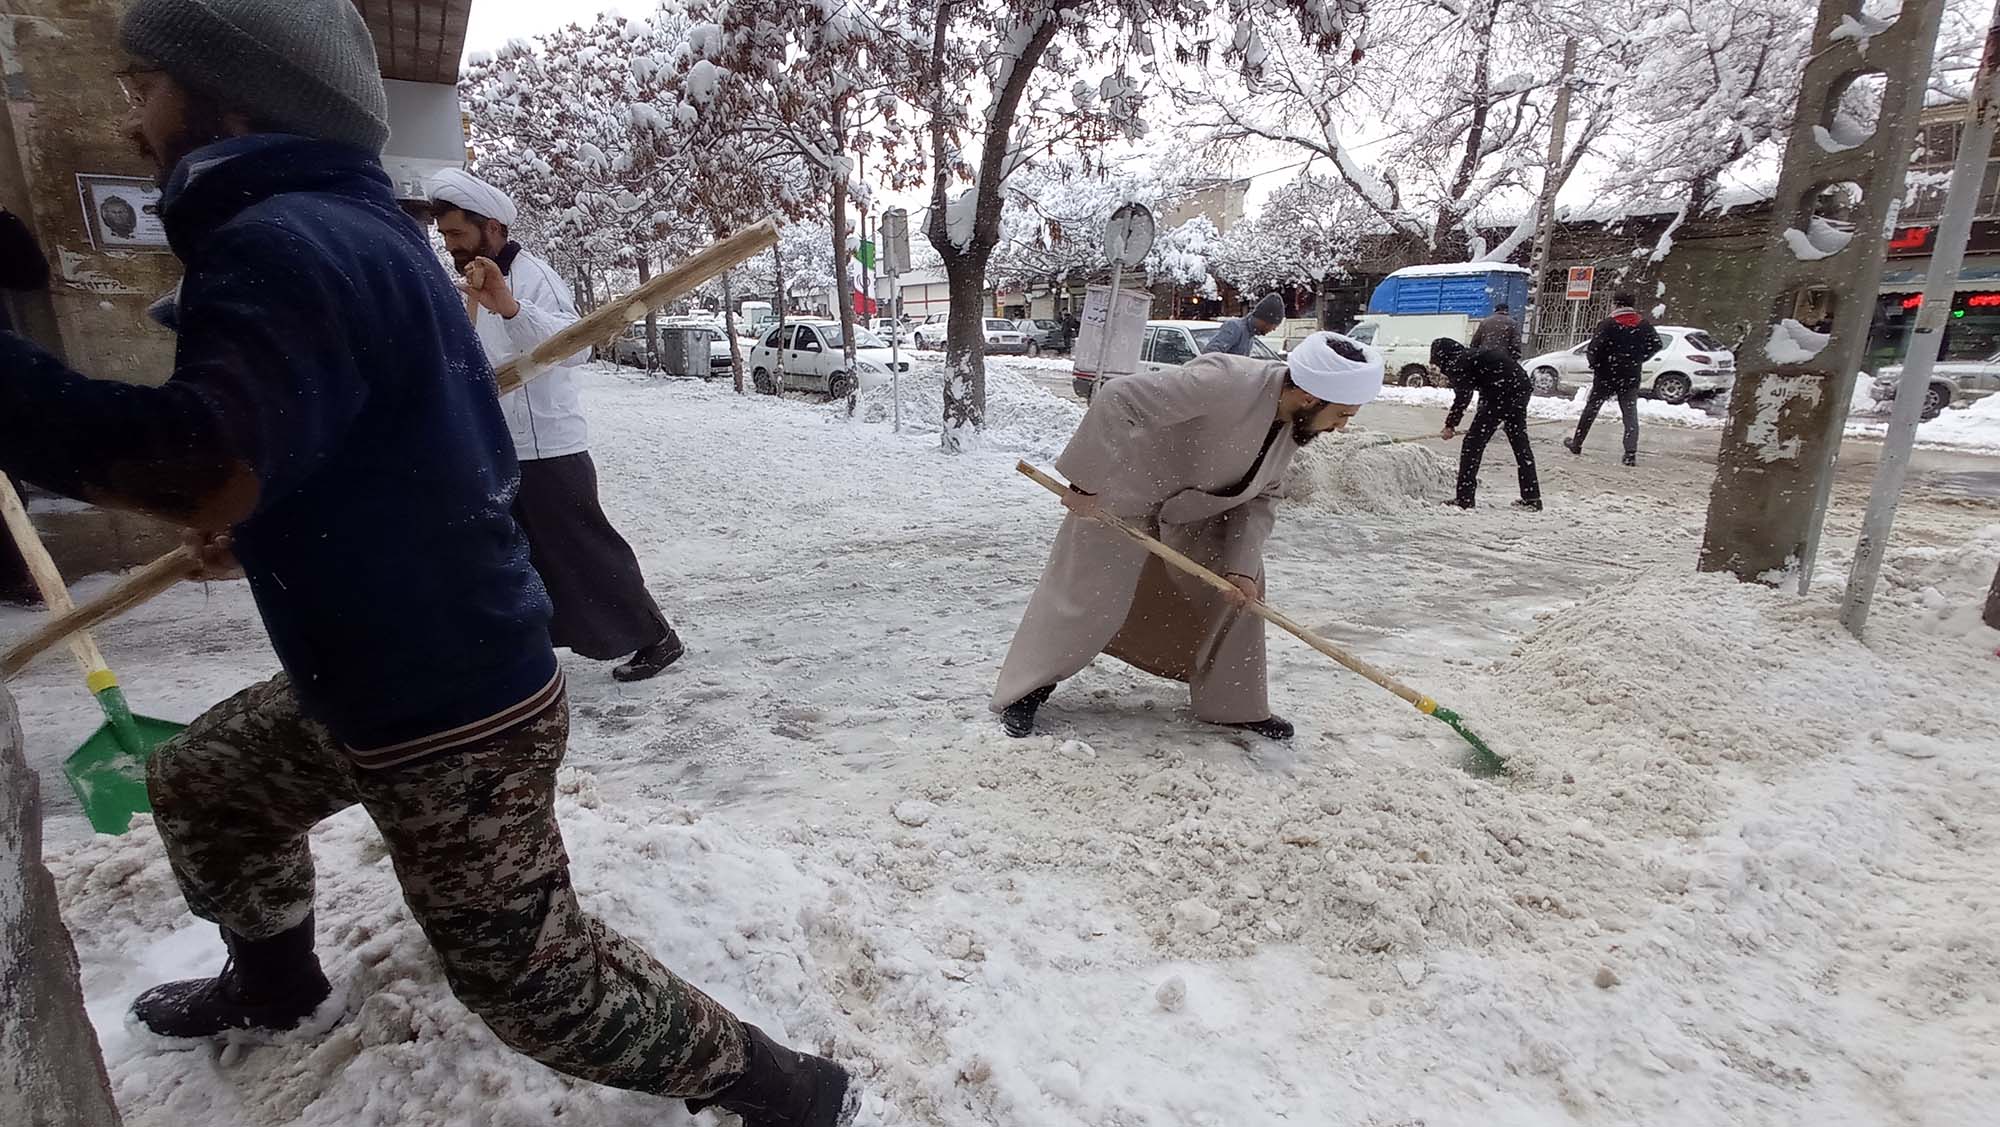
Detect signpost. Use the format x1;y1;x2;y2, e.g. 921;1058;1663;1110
881;208;911;432
1564;266;1595;301
1092;203;1156;386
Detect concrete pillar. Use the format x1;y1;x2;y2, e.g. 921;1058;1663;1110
0;2;181;384
1699;0;1949;585
0;688;125;1127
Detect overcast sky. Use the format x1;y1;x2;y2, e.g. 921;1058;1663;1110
462;2;624;57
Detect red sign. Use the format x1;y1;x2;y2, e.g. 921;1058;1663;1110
1888;226;1935;253
1565;266;1594;301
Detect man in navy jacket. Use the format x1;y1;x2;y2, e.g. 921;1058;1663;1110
0;2;849;1123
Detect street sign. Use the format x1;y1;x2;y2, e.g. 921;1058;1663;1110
1074;282;1151;377
1103;203;1156;266
881;208;911;275
1565;266;1595;300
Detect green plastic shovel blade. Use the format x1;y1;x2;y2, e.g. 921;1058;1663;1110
63;686;184;834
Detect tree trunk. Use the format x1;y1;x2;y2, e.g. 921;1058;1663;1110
637;256;657;372
939;254;990;448
722;267;744;394
831;99;858;413
773;236;787;394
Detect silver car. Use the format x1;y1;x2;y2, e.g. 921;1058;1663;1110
1871;348;2000;420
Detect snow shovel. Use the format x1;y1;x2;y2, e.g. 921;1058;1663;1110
0;479;184;833
1016;461;1505;774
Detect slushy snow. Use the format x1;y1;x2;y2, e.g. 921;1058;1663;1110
8;364;2000;1127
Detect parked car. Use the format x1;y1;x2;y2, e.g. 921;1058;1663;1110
1013;318;1071;356
913;312;951;350
1071;320;1282;400
1523;326;1737;404
745;320;911;397
1871;349;2000;420
870;317;915;346
983;317;1028;355
607;324;653;369
1347;313;1472;387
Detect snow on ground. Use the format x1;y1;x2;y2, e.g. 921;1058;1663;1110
11;362;2000;1127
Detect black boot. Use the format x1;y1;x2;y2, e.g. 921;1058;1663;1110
129;913;334;1041
1621;451;1637;467
1001;684;1056;738
613;628;686;682
1221;715;1295;741
686;1023;856;1127
1512;498;1543;512
1562;435;1581;456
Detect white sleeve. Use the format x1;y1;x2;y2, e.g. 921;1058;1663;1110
500;258;590;368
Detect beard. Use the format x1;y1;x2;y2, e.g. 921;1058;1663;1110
1292;416;1324;447
449;236;502;272
133;101;235;188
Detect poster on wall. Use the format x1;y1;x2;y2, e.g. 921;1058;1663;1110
76;174;170;251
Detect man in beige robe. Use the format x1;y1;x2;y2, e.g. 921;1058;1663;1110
993;333;1385;740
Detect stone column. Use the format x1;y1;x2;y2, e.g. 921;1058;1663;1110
0;688;123;1127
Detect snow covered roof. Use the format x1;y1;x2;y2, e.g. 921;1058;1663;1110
1386;262;1531;278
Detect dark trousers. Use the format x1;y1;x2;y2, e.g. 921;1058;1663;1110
513;452;671;660
1574;383;1640;456
1456;385;1540;507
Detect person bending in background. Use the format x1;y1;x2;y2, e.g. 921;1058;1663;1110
1203;291;1287;356
1432;337;1541;512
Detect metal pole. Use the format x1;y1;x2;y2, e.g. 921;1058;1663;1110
1840;1;2000;635
1094;260;1125;383
1526;37;1577;341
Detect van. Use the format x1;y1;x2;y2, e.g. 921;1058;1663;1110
1346;313;1471;386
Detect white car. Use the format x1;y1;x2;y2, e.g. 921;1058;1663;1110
869;317;914;346
912;312;951;350
745;320;911;397
1071;320;1282;400
982;317;1028;355
1523;325;1737;404
1871;349;2000;420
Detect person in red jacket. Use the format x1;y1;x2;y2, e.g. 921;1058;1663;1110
1565;294;1663;466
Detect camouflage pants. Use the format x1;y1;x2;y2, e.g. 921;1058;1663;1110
146;674;749;1098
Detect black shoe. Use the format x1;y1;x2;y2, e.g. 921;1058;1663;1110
1562;436;1581;456
612;630;685;682
1621;452;1637;467
687;1023;857;1127
129;913;333;1041
1513;498;1543;512
1222;715;1295;741
1001;684;1056;739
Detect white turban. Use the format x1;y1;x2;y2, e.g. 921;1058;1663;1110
427;168;518;227
1287;332;1384;406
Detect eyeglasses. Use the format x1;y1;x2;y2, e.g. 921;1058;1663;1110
115;67;163;108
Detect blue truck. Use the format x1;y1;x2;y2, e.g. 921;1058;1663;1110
1367;263;1531;318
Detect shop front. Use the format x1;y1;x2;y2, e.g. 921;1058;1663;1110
1870;257;2000;368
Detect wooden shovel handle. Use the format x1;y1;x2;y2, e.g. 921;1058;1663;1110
1;545;199;680
1014;461;1429;708
0;477;111;678
492;218;779;394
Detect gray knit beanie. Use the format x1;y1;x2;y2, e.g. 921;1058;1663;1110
1253;292;1286;325
120;0;391;155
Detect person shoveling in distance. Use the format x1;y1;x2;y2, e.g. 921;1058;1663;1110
1431;337;1543;512
993;332;1385;741
0;3;852;1124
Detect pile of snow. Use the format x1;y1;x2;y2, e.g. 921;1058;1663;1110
1284;428;1451;512
855;358;1084;462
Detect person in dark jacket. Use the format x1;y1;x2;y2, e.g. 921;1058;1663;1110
0;4;850;1124
1469;302;1523;360
1565;293;1662;466
1204;291;1286;355
1432;338;1541;511
0;208;48;604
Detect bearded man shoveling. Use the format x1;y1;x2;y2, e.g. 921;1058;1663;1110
0;2;849;1123
993;333;1384;739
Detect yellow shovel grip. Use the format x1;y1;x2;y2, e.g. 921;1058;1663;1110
1415;696;1437;715
86;668;120;694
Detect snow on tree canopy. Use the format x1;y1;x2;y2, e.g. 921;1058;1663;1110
685;59;727;104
